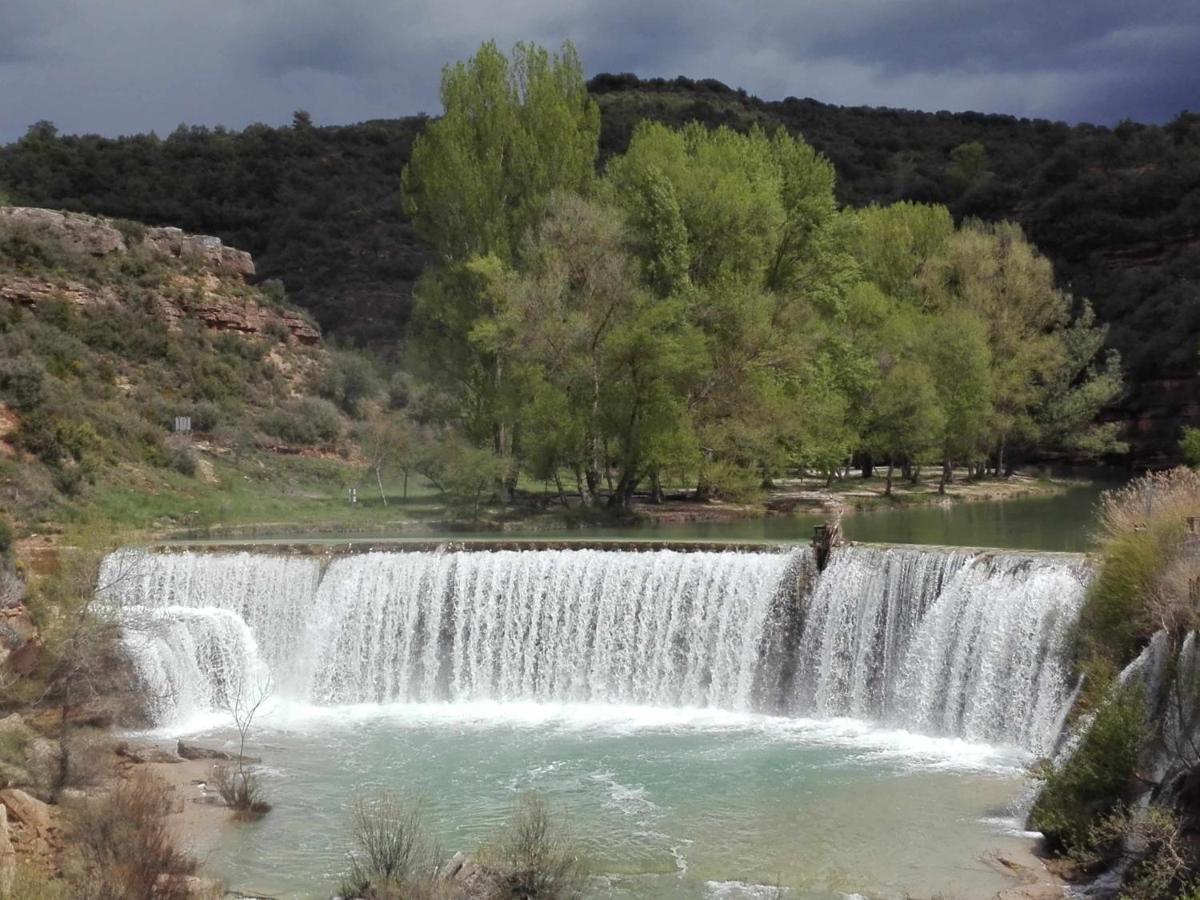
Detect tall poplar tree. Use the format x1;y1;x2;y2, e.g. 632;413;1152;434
403;41;600;462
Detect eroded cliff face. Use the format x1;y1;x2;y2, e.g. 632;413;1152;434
0;207;319;345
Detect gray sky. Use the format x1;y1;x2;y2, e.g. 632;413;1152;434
1;0;1197;143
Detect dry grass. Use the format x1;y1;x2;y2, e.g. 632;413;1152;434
1098;467;1200;541
1079;468;1200;666
65;772;198;900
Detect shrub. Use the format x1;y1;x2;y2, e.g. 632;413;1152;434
0;517;13;557
0;354;46;410
1077;469;1200;667
1075;806;1200;899
66;772;199;900
493;793;585;900
259;397;342;446
341;792;439;898
1181;427;1200;468
318;350;381;416
187;401;221;433
1030;684;1144;853
211;764;271;821
441;445;506;519
165;442;197;477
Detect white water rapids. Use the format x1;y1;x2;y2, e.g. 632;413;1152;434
100;545;1089;755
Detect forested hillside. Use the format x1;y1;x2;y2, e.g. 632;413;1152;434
1;75;1196;464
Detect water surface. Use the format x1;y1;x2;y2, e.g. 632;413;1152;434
178;705;1036;900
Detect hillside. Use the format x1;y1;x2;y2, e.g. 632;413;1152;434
1;82;1197;463
0;206;378;536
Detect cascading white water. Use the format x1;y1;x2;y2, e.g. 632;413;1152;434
101;544;1089;753
790;547;1089;754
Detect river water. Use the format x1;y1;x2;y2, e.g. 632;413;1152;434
112;486;1109;898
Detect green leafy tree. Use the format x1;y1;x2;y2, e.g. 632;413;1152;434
921;309;993;490
866;359;946;495
1181;427;1200;468
947;141;989;189
404;41;601;471
402;40;599;265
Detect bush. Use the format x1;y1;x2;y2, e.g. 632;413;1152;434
1077;469;1200;667
341;792;439;899
165;442;197;477
187;401;221;433
1181;427;1200;468
259;397;342;446
441;445;506;520
0;354;46;410
66;772;199;900
1030;684;1144;853
0;517;13;556
318;350;381;416
211;764;271;821
493;793;585;900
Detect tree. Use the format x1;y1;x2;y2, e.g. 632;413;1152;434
404;41;602;469
919;220;1090;473
213;668;273;820
403;41;599;266
921;309;993;490
947;141;989;189
358;414;418;504
494;193;644;504
1181;428;1200;468
867;359;946;495
1033;302;1127;460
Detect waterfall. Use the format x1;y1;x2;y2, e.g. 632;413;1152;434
790;547;1088;753
101;544;1088;753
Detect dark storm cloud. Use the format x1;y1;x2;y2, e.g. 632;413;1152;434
0;1;69;64
0;0;1195;144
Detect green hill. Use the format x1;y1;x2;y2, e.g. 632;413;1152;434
1;80;1196;464
0;206;385;536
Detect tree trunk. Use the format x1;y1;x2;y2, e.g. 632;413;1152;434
939;458;952;495
885;461;894;496
553;471;569;508
909;464;921;485
996;438;1006;480
861;455;874;479
375;466;388;506
651;471;663;504
402;469;409;500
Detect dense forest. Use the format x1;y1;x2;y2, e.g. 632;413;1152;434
0;67;1197;466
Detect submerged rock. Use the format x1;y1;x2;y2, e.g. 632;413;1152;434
176;741;259;763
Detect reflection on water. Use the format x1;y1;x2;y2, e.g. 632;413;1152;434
460;481;1109;551
177;481;1113;553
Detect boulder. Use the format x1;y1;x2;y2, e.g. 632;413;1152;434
0;788;52;834
176;741;259;763
0;605;40;676
117;742;183;765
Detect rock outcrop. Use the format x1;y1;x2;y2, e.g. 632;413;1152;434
0;207;254;278
0;207;320;345
0;605;39;678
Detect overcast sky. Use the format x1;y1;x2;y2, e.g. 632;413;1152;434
1;0;1197;143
